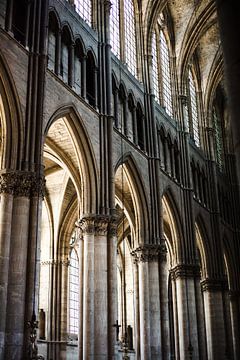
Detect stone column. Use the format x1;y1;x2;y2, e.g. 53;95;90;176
201;279;227;360
132;260;140;359
79;216;95;359
0;173;14;359
81;55;87;100
55;30;62;75
159;249;170;358
132;244;165;359
78;215;110;360
3;172;34;360
107;216;118;358
171;264;201;360
69;43;75;87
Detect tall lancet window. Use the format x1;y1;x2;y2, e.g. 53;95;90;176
74;0;92;26
159;30;173;117
110;0;138;77
213;106;224;170
152;31;160;102
188;69;200;147
110;0;120;58
69;247;79;336
124;0;137;77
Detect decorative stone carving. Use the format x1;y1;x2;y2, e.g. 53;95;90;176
108;214;119;237
170;264;201;280
131;243;167;263
78;214;112;236
95;215;110;236
31;174;46;198
40;259;70;267
78;215;96;235
0;171;45;198
0;171;16;194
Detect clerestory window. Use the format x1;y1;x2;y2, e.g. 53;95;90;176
151;17;173;117
110;0;137;77
187;68;200;147
213;106;224;171
71;0;92;26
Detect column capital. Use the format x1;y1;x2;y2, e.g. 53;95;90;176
131;243;167;263
77;214;111;236
201;278;228;292
170;264;201;280
0;170;45;198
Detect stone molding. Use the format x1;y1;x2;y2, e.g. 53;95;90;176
40;259;70;267
131;243;167;263
170;264;201;280
201;278;228;292
0;171;45;198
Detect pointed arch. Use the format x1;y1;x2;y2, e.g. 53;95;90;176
162;188;183;265
0;51;23;170
44;105;98;215
195;216;212;279
115;153;150;246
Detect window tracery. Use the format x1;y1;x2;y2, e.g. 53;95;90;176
74;0;92;26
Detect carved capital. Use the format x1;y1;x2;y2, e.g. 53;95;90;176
78;215;96;235
0;171;45;198
201;278;228;292
131;244;167;263
0;172;16;194
95;215;110;236
108;214;119;237
170;264;201;280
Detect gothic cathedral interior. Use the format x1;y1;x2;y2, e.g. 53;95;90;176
0;0;240;359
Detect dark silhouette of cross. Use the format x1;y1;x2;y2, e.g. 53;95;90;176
113;320;121;341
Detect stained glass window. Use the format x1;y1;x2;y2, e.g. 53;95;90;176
152;32;160;102
69;248;79;335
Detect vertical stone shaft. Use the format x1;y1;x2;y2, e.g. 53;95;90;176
202;280;227;360
4;196;30;359
0;192;13;359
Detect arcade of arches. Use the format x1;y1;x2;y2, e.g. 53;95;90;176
0;0;240;359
